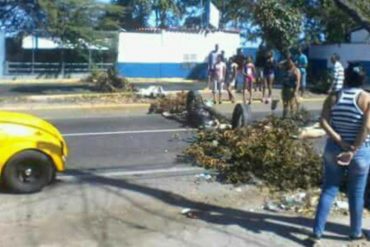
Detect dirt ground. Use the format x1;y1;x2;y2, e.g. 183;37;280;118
0;171;369;247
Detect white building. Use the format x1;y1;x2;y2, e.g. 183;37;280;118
116;29;240;79
309;27;370;78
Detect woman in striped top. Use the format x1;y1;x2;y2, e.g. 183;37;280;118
311;63;370;242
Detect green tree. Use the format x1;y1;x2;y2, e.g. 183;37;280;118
112;0;152;30
0;1;44;34
333;0;370;32
253;0;302;53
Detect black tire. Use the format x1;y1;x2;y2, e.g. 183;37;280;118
186;90;204;112
232;103;252;129
2;150;54;193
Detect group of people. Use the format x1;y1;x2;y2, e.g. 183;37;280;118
207;45;280;105
207;45;310;117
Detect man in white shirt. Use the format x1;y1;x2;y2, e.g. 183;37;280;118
328;53;344;93
208;44;220;88
212;54;226;104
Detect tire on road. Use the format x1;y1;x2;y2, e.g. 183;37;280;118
232;103;252;129
186;90;204;112
2;150;54;193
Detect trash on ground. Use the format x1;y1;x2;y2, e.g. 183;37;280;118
137;86;167;98
334;200;349;211
298;122;326;139
235;187;243;192
263;202;281;212
162;111;173;118
195;173;212;181
180;208;199;219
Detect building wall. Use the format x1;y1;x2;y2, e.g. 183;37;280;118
0;31;5;76
309;43;370;78
116;30;240;79
350;29;370;43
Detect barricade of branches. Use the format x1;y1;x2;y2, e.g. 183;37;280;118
182;116;322;192
148;91;188;114
85;67;134;92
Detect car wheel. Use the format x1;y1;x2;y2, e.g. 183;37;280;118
232;103;252;129
2;150;54;193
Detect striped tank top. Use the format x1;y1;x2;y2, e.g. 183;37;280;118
331;88;370;144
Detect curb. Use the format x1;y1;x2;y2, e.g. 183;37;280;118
0;79;83;84
0;98;325;111
0;103;151;111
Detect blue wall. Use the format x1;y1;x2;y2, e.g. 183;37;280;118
116;62;208;79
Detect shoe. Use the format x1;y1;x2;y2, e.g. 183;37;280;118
349;233;365;241
219;101;222;104
304;234;321;247
213;100;217;105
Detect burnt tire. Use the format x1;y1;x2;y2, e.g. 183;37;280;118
232;103;252;129
186;90;204;112
2;150;54;193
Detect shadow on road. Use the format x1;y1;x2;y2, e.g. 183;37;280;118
70;169;349;246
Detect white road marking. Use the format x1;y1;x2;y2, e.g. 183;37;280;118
59;167;204;181
62;128;195;137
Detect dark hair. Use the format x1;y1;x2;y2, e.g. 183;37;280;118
345;62;366;87
331;53;340;62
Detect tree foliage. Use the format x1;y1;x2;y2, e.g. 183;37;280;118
0;0;44;34
253;0;302;52
0;0;121;45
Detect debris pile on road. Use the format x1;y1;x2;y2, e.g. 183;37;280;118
263;190;356;216
85;67;134;93
182;115;322;191
136;86;167;98
148;91;188;114
150;90;230;129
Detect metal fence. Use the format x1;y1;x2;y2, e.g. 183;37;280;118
4;62;114;75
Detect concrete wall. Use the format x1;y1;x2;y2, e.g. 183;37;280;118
350;29;370;43
116;30;240;79
309;43;370;78
0;31;5;76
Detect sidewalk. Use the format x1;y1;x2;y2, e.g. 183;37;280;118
0;88;326;112
0;89;325;112
0;171;368;247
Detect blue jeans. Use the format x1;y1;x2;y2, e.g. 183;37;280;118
313;139;370;237
300;69;307;89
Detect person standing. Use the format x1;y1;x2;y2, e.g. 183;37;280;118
296;48;308;96
234;48;245;92
328;53;345;93
212;54;226;104
208;44;220;89
310;63;370;244
262;50;276;104
243;56;256;105
224;56;236;103
281;58;301;118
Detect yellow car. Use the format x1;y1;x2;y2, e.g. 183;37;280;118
0;111;67;193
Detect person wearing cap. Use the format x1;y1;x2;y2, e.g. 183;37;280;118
310;63;370;244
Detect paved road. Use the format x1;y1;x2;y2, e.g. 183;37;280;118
23;107;324;173
53;114;195;171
